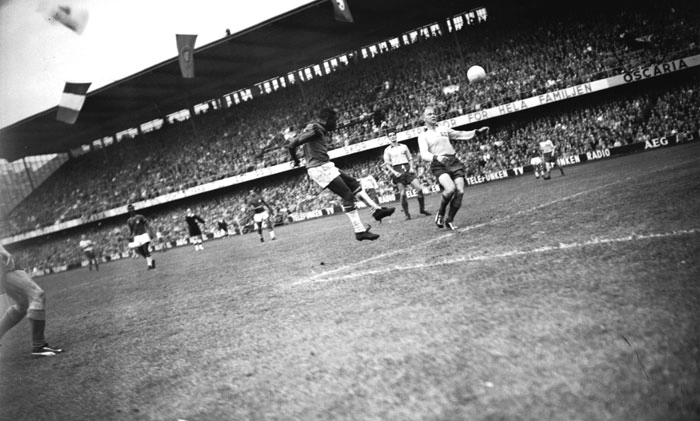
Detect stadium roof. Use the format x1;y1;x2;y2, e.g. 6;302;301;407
0;0;484;162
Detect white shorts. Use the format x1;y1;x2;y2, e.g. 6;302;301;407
530;157;542;166
129;233;151;248
307;162;341;189
253;211;269;224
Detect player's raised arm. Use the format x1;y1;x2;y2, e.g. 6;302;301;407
448;126;489;141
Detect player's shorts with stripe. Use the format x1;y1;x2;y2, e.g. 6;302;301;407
430;155;465;179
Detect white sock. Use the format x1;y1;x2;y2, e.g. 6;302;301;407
346;210;366;233
146;257;152;266
269;231;276;239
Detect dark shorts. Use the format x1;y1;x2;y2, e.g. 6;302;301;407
430;155;465;180
543;152;556;163
391;165;417;186
84;250;96;260
189;227;202;237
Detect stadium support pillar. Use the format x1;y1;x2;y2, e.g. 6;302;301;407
21;157;35;190
451;29;469;85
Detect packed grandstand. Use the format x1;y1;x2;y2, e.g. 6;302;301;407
1;0;698;274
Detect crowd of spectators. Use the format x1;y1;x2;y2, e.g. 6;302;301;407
8;71;699;272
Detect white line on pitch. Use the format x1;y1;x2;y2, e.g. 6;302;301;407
299;156;700;284
292;228;699;286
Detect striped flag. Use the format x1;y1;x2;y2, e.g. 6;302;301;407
38;2;90;34
176;34;198;78
56;82;91;124
332;0;354;23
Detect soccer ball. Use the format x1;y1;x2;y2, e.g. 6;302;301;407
467;65;486;83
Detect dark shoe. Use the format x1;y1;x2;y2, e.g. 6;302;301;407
260;237;265;242
420;209;431;216
405;213;412;221
355;225;380;241
372;207;395;223
435;213;445;228
32;343;63;357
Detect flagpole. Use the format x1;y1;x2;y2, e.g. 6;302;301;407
187;89;201;144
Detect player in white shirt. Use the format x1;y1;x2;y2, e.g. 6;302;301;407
383;130;430;220
358;170;381;207
418;105;489;230
79;234;99;271
539;139;565;179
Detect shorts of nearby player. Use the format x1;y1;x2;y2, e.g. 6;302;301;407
530;156;543;166
253;211;270;223
308;162;342;188
543;152;557;163
129;233;151;249
430;155;465;180
391;170;417;186
83;250;96;260
188;226;202;237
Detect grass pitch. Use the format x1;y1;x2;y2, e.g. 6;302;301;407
1;143;699;421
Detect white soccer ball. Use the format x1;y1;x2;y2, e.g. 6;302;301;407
467;65;486;83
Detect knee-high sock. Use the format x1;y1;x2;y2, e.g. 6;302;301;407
0;306;25;341
28;308;46;348
439;192;453;216
345;209;366;233
401;195;409;215
417;192;425;212
446;193;463;222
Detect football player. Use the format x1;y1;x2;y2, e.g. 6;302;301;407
0;244;63;357
383;130;431;220
288;108;394;241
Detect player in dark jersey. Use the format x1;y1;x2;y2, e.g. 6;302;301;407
288;108;395;241
529;148;544;179
0;244;63;357
246;190;276;242
126;204;155;269
185;209;206;251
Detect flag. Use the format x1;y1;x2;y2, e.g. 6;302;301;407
176;34;198;79
38;2;90;34
56;82;91;124
332;0;354;23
